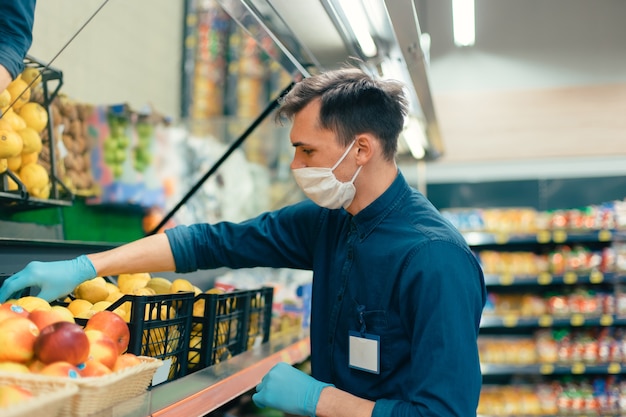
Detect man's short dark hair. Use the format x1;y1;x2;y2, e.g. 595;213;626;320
277;68;409;161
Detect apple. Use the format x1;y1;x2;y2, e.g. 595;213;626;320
84;329;118;369
85;310;130;354
38;361;81;378
78;359;112;377
0;303;29;322
0;317;39;363
0;384;33;407
112;352;142;372
28;309;68;331
34;321;90;365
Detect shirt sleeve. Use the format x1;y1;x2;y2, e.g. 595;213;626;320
164;201;324;273
379;239;486;417
0;0;36;79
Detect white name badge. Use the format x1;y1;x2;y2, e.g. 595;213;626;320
348;331;380;374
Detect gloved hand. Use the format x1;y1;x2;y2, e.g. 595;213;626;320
0;255;97;302
253;362;333;417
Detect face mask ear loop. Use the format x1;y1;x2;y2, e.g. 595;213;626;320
331;140;357;171
349;165;363;184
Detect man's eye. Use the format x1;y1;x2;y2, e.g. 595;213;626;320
302;149;313;155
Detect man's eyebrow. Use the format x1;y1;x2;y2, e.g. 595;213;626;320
292;141;308;148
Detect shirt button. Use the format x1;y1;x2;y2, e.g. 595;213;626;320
328;336;333;343
337;294;342;301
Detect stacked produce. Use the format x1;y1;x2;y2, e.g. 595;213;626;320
0;299;141;380
0;68;51;198
47;95;96;195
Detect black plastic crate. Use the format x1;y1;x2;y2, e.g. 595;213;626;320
75;291;194;383
188;287;273;373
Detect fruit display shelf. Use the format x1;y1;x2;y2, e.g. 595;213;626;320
0;55;73;211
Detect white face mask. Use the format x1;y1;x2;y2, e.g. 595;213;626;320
292;140;363;209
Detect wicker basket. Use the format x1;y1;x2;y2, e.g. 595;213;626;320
2;382;78;417
0;356;162;417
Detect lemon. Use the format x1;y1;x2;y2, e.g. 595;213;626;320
2;109;27;131
0;129;23;158
90;300;113;312
20;67;41;88
171;278;194;293
18;102;48;133
18;163;48;195
17;127;42;153
21;151;38;166
7;154;21;171
117;273;150;294
74;278;109;304
15;296;51;312
146;277;172;294
0;158;6;173
6;78;30;110
50;305;76;323
67;298;93;318
0;89;11;109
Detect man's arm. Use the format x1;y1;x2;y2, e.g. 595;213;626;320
0;0;37;91
87;233;176;276
316;387;375;417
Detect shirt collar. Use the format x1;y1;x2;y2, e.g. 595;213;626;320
351;170;411;240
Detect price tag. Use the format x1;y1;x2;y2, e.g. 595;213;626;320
540;364;554;374
537;230;551;243
499;274;514;286
570;314;585;326
608;363;621;374
590;271;604;284
598;229;612;241
600;314;614;326
553;230;567;243
502;314;518;327
539;315;553;327
564;272;578;285
571;362;586;374
538;272;552;285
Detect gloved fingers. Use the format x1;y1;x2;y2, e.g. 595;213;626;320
0;271;32;302
36;288;65;303
251;391;267;408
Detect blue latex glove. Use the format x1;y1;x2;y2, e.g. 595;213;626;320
0;255;97;302
253;362;333;417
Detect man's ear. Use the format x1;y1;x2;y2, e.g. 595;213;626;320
355;134;375;164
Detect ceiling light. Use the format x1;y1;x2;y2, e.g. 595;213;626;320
337;0;378;57
452;0;475;47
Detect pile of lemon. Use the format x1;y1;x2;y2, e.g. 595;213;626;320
0;68;50;198
67;274;200;322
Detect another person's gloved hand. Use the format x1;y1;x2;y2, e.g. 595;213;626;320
253;362;333;417
0;255;97;302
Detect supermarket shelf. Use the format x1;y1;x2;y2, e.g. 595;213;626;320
480;314;626;329
150;331;310;417
481;362;626;376
464;229;626;246
483;271;620;287
478;414;622;417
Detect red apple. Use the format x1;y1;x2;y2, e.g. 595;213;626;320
0;317;39;363
85;310;130;354
78;359;112;377
34;321;89;365
28;309;67;331
0;303;29;322
112;352;142;372
84;329;118;369
38;361;81;378
0;384;33;407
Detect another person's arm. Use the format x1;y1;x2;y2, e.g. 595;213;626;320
0;0;37;92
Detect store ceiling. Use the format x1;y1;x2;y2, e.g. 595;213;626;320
230;0;626;166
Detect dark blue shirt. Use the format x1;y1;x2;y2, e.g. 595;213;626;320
166;171;486;417
0;0;36;79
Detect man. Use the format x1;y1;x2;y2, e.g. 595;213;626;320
0;68;486;417
0;0;37;92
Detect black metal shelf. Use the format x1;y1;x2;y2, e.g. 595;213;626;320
0;55;73;211
483;271;622;287
464;229;625;246
481;362;626;376
480;314;626;329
